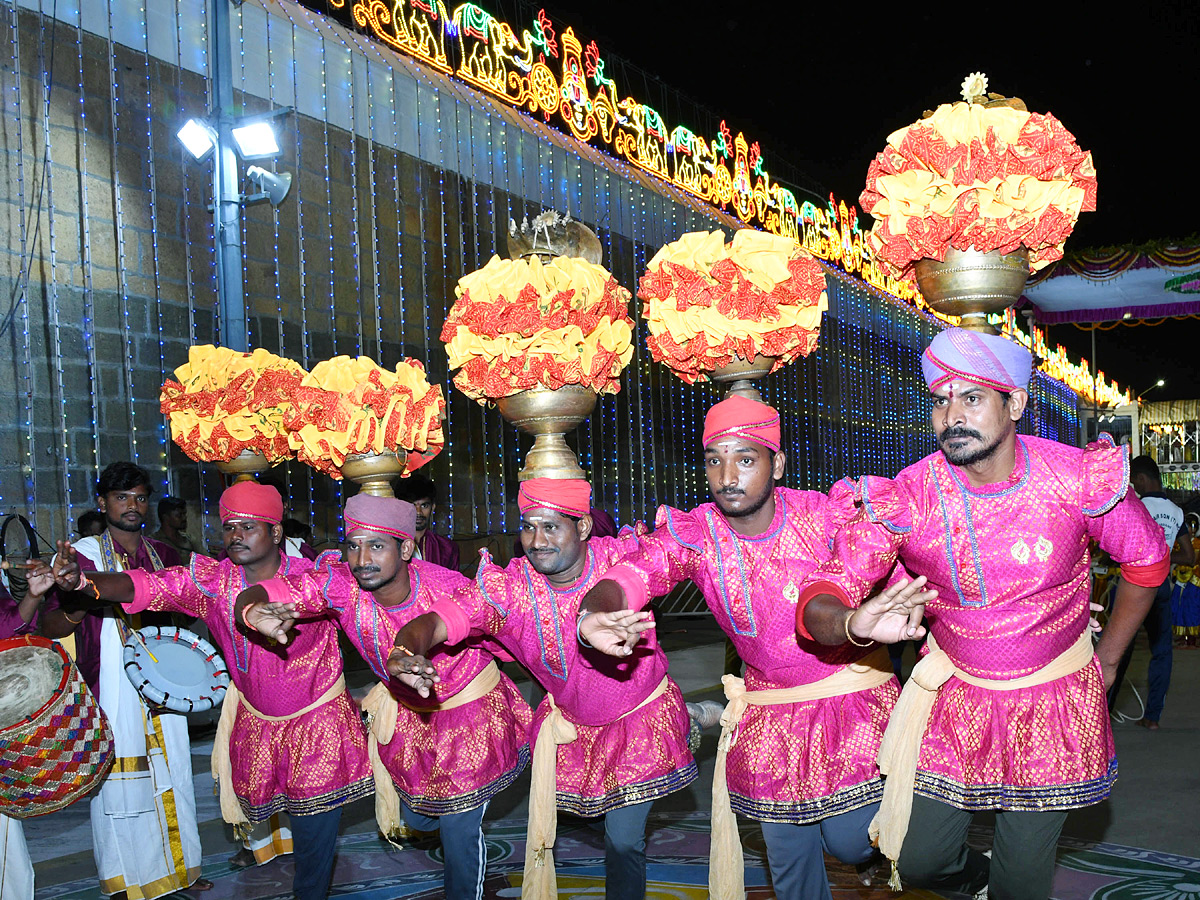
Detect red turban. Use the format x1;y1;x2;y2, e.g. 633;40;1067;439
921;328;1033;392
219;481;283;524
703;395;781;452
343;494;416;541
517;478;592;518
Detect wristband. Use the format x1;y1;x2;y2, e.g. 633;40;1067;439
844;610;873;647
576;610;594;649
393;643;415;658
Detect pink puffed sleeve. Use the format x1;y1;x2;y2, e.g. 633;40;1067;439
595;506;705;612
430;550;515;644
795;476;911;640
1082;441;1170;583
264;552;360;617
125;558;213;620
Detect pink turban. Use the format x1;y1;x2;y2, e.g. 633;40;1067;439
702;395;781;452
922;328;1033;392
344;494;416;540
517;478;592;518
219;482;283;524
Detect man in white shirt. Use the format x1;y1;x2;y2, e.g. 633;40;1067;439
1109;455;1196;728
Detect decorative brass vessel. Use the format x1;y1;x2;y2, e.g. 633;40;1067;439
340;451;408;497
712;355;775;401
913;247;1030;334
496;385;597;481
215;450;270;483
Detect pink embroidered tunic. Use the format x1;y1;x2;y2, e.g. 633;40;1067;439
604;488;899;823
801;436;1168;810
436;536;697;816
268;555;532;816
124;553;373;820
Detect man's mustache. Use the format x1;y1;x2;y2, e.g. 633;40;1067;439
352;566;381;576
939;426;983;444
717;487;745;496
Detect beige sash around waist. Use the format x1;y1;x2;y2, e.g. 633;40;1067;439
869;630;1095;888
709;648;896;900
210;675;347;835
523;675;670;900
363;661;503;837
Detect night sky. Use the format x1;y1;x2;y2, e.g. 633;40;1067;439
533;0;1200;400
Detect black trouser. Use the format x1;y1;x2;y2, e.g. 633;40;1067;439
897;795;1067;900
290;807;343;900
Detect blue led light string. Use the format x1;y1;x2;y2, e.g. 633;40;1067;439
67;3;102;488
6;3;35;516
104;2;140;466
361;55;384;359
135;0;170;495
275;8;316;534
38;2;72;522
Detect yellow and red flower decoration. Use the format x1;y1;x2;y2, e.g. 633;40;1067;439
286;356;445;479
442;254;635;402
160;346;304;463
160;346;444;478
638;229;827;384
861;89;1097;282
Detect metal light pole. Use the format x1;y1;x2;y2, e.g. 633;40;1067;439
211;0;247;352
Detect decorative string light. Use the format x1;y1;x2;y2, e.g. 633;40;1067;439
2;1;1086;551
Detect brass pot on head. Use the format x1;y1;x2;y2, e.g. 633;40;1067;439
340;451;408;498
712;355;775;402
215;449;270;484
496;385;597;481
913;246;1030;334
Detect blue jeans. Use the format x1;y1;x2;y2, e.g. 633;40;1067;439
403;802;490;900
1109;578;1173;722
289;807;342;900
759;802;878;900
599;800;653;900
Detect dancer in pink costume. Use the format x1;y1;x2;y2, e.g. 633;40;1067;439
579;395;919;900
798;327;1168;900
40;481;372;900
382;477;696;900
236;492;531;900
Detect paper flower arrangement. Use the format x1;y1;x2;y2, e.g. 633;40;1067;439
441;254;635;402
286;356;446;478
160;346;305;463
860;74;1097;282
638;229;827;384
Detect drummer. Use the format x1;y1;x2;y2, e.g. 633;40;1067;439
40;461;210;900
235;493;532;900
39;481;373;900
0;572;43;898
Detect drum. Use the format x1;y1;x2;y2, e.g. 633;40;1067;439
0;635;115;818
122;625;230;713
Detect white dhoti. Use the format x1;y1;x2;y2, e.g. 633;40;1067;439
90;616;203;898
0;814;33;900
70;536;203;900
243;813;293;864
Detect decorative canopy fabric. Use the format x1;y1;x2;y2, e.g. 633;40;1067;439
1140;400;1200;427
1021;244;1200;324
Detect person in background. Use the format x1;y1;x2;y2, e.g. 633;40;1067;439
1;570;44;898
1171;513;1200;649
283;518;319;561
396;474;460;571
152;496;200;565
77;509;105;538
1108;455;1195;728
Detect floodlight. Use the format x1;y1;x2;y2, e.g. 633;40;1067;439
232;121;281;159
177;118;217;161
245;166;293;207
